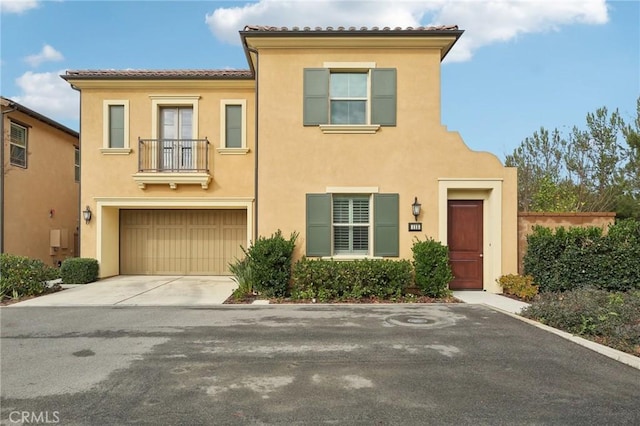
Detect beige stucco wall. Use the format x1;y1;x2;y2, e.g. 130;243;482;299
252;46;518;292
2;109;79;265
72;82;256;276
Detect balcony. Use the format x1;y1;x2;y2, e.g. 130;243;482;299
132;138;212;190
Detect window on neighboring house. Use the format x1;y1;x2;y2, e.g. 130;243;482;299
306;192;399;257
218;99;248;153
10;122;27;168
102;100;130;153
74;146;80;182
303;66;396;128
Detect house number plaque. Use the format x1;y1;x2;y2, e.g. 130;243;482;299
408;222;422;232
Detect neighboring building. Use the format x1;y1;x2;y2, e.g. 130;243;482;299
1;96;80;265
62;25;517;293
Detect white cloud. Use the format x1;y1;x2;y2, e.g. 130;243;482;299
0;0;39;14
12;70;79;122
205;0;608;62
24;44;64;67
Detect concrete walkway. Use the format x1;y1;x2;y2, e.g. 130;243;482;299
10;276;237;307
453;291;530;314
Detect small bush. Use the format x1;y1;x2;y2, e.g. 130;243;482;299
497;274;538;301
0;253;59;300
521;288;640;355
411;237;454;298
229;256;254;300
291;258;413;301
60;258;99;284
242;230;298;298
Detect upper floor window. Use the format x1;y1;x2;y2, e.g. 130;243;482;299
218;99;248;154
102;100;130;154
10;122;27;168
74;146;80;182
303;64;396;132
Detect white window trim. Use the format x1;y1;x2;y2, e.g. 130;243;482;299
101;100;131;154
321;62;380;134
9;122;28;168
217;99;249;154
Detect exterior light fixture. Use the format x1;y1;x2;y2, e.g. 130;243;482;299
82;205;92;224
411;197;422;222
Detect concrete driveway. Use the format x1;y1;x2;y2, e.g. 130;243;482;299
10;276;237;307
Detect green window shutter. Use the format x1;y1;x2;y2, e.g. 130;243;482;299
371;68;397;126
109;105;125;148
374;193;399;256
303;68;329;125
306;193;331;256
225;104;242;148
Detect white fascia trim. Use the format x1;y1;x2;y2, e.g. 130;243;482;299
323;62;376;69
149;95;201;139
326;186;379;193
220;99;247;149
103;100;130;149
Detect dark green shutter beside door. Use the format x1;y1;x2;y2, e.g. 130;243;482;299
374;193;399;256
303;68;329;125
371;69;397;126
306;194;331;256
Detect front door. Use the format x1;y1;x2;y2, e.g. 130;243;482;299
448;200;483;290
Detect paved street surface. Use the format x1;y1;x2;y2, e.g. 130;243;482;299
1;305;639;425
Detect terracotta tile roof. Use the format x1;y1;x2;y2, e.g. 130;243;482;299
242;25;459;32
63;69;252;79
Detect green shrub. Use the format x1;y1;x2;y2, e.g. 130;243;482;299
0;253;59;300
60;258;99;284
242;230;298;298
229;256;254;300
524;220;640;293
497;274;538;301
290;258;413;301
521;288;640;355
411;237;454;298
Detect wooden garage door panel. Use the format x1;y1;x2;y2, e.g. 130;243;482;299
120;209;246;275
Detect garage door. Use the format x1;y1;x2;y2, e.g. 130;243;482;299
120;209;246;275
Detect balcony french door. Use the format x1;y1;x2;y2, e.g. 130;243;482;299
160;107;194;171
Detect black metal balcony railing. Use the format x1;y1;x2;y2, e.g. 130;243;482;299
138;138;210;173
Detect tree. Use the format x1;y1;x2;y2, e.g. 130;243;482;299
506;98;638;217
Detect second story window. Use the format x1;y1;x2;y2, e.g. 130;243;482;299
159;107;194;170
303;65;396;131
329;73;367;125
108;105;125;148
102;100;130;154
10;122;27;168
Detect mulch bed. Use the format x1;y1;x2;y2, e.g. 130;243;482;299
0;285;64;306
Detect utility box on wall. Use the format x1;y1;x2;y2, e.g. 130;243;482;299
50;229;69;255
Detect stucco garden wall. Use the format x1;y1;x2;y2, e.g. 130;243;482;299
517;212;617;273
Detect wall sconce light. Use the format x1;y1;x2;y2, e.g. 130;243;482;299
82;205;92;224
411;197;422;222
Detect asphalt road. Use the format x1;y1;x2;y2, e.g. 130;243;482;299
1;304;639;425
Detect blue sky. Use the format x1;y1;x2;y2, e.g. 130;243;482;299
1;0;638;158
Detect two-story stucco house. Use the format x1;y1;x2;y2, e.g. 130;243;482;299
1;96;80;265
63;25;517;293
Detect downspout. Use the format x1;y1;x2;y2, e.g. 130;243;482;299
247;47;259;241
1;102;19;254
69;84;82;256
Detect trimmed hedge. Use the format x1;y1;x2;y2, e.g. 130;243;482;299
523;219;640;293
0;253;59;300
60;258;99;284
412;237;454;298
291;258;413;301
242;230;298;298
497;274;538;301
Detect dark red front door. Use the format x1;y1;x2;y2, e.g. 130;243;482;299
448;200;483;290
